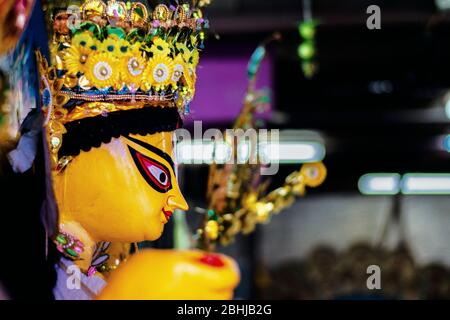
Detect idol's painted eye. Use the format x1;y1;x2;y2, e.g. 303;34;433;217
147;161;169;188
128;145;173;193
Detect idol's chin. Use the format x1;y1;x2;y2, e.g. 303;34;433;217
142;222;165;242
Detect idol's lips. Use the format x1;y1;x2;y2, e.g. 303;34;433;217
163;209;173;221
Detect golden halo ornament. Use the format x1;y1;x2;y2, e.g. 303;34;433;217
85;53;119;89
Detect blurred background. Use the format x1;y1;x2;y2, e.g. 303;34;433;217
155;0;450;300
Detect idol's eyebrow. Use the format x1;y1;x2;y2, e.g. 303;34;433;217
125;136;175;171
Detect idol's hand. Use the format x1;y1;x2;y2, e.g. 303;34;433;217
97;249;240;300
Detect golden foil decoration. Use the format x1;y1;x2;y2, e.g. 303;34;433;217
197;36;327;250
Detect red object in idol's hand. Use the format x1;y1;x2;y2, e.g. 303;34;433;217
199;253;225;267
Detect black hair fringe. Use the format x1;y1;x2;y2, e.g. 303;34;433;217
59;106;182;158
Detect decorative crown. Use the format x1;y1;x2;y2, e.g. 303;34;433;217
37;0;210;169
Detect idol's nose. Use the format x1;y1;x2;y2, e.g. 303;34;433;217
167;192;189;211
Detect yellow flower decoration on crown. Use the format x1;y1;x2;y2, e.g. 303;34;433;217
100;37;130;57
143;54;175;91
190;35;198;47
149;38;171;57
121;52;146;90
63;45;92;76
62;32;101;77
171;54;186;89
85;52;120;89
187;64;197;91
129;42;143;56
72;32;99;51
191;50;200;68
176;43;191;63
118;39;131;55
179;58;195;98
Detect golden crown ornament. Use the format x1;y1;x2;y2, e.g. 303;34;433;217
37;0;211;169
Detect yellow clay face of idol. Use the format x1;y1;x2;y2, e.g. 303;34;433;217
53;131;188;243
